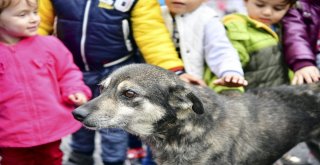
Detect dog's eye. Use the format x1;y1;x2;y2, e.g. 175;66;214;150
123;90;137;98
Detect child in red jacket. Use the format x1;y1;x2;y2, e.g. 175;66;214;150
0;0;91;165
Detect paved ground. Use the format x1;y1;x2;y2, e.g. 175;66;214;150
284;142;320;165
274;142;320;165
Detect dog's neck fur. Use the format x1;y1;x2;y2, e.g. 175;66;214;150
142;85;231;164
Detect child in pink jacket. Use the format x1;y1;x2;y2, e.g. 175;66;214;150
0;0;92;165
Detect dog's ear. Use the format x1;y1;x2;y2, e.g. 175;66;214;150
186;92;204;114
168;85;204;114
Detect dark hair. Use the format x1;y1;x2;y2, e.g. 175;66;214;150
0;0;37;13
284;0;297;6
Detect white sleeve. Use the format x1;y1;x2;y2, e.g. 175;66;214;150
204;17;244;77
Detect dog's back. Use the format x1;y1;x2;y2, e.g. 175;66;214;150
73;64;320;165
145;81;320;165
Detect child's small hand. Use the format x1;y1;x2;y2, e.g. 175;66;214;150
68;92;88;106
179;73;207;86
213;75;248;87
292;66;320;85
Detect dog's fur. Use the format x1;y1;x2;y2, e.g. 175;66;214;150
73;64;320;165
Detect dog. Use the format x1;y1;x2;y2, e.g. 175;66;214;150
73;64;320;165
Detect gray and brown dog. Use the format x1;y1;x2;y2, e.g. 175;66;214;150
73;64;320;165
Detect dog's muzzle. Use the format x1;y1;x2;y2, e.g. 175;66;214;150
72;107;90;122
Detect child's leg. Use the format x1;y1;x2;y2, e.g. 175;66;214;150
35;140;63;165
0;147;35;165
100;128;128;165
141;146;157;165
127;134;146;164
0;140;63;165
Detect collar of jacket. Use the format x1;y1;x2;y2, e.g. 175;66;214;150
223;13;279;41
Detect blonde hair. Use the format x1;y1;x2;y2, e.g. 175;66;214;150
0;0;37;13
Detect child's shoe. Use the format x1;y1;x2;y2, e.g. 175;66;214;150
126;147;147;165
127;147;147;160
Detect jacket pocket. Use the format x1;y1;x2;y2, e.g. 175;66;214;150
31;56;56;77
31;56;61;101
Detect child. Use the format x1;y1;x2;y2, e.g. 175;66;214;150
0;0;92;165
162;0;248;88
38;0;206;164
282;0;320;85
217;0;302;164
208;0;296;90
280;0;320;164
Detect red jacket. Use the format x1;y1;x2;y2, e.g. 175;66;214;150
0;36;92;147
282;0;320;71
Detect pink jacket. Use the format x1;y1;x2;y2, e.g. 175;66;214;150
0;35;92;147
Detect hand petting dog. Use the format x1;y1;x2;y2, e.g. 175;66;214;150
213;74;248;87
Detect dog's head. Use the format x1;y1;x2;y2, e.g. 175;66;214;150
72;64;204;136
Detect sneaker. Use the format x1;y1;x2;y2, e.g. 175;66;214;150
281;154;310;165
127;148;147;159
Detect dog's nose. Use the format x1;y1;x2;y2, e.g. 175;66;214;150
72;107;89;122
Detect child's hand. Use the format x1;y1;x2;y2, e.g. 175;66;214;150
68;92;88;106
213;75;248;87
179;73;207;86
292;66;320;85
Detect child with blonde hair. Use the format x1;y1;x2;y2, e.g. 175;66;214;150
0;0;91;164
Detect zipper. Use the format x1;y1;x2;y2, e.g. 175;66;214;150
80;0;92;71
122;19;132;51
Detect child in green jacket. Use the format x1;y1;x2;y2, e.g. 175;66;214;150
205;0;296;92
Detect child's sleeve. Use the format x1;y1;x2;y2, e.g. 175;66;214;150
223;16;251;68
204;17;244;78
204;15;250;93
130;0;184;71
48;37;92;103
38;0;55;35
282;7;316;71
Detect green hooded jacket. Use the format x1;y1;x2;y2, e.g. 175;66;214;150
204;14;290;92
